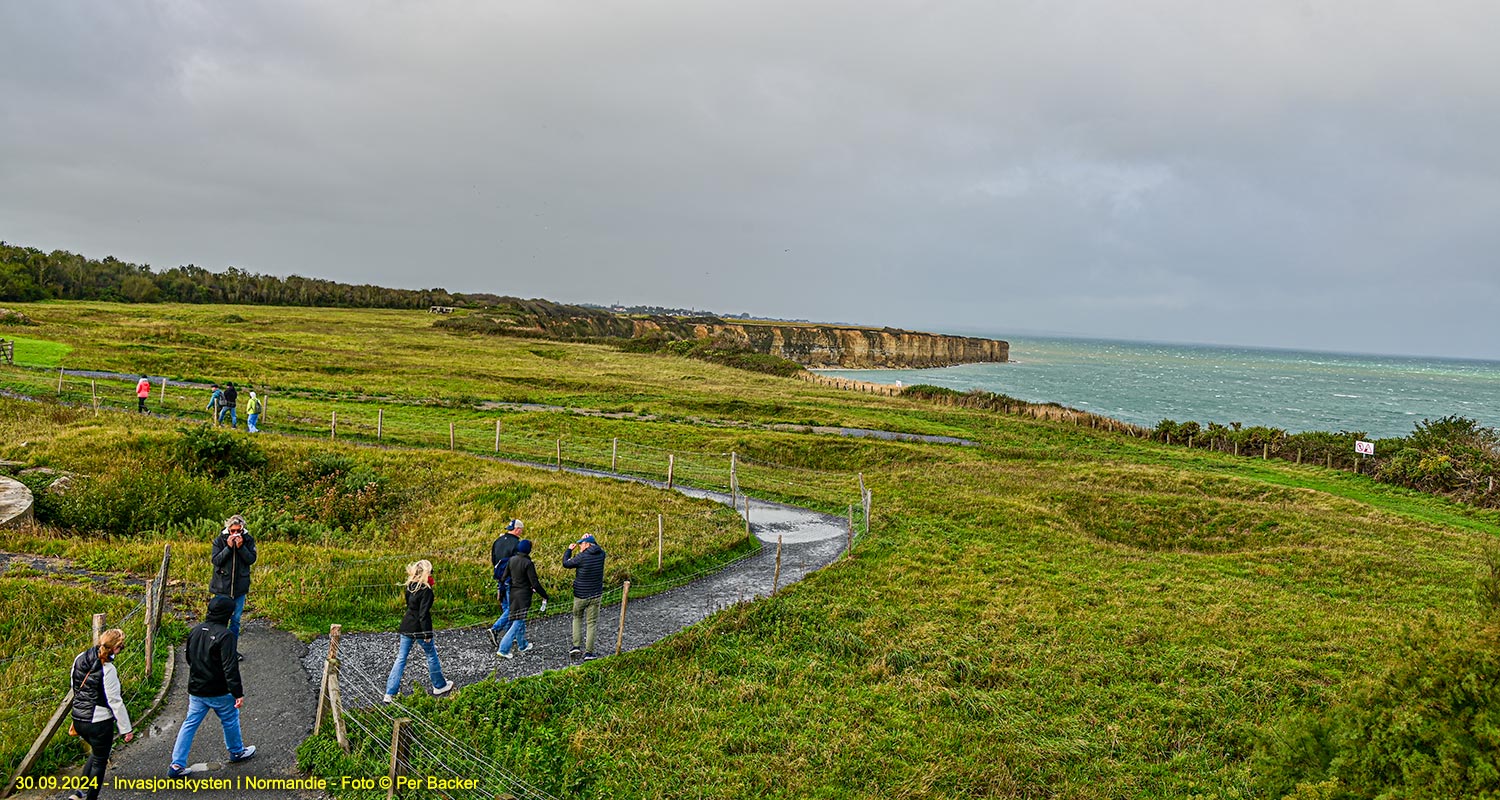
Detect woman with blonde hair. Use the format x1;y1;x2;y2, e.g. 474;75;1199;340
383;560;455;703
68;628;133;800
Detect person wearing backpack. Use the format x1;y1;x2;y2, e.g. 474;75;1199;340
68;628;133;800
206;383;223;423
487;519;522;650
245;391;263;433
168;596;256;778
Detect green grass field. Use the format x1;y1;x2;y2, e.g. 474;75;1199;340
1;300;1497;798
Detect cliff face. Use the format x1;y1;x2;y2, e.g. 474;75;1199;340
435;300;1007;369
688;323;1007;368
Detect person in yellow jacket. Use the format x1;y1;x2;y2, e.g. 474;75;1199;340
246;391;263;433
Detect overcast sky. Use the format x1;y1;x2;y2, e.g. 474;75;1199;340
3;1;1498;359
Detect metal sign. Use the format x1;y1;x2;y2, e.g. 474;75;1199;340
1355;440;1375;456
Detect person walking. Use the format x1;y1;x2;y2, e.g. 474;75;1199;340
487;519;522;650
67;629;133;800
245;391;263;433
562;534;606;660
209;515;256;644
384;560;455;703
167;596;256;778
220;382;239;428
135;375;151;413
206;383;223;424
496;539;548;659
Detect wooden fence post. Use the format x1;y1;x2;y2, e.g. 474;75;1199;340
556;438;562;471
1263;443;1269;460
159;377;167;406
1297;449;1303;464
1;691;76;797
57;366;64;395
155;544;171;632
667;454;675;490
377;409;383;440
330;411;337;439
730;452;737;500
93;612;105;646
610;438;618;472
772;535;783;594
387;718;411;800
657;514;663;570
614;581;632;656
494;419;501;453
1326;454;1332;469
144;579;156;682
314;624;348;752
449;422;455;451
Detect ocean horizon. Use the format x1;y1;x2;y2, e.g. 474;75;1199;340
819;335;1500;440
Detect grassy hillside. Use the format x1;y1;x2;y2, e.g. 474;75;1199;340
1;301;1497;798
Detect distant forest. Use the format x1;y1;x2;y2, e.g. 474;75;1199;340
0;241;494;309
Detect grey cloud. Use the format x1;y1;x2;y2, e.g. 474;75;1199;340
2;0;1498;357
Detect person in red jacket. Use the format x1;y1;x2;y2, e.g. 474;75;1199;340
135;375;151;413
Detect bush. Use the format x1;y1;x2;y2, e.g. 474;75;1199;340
38;466;223;535
173;425;268;478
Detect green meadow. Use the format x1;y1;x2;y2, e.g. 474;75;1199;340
1;300;1497;798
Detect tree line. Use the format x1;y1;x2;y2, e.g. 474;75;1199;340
0;241;486;309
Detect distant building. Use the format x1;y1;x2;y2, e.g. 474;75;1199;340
429;306;455;314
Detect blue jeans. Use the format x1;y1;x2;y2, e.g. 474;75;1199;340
214;594;247;638
218;406;237;427
497;619;528;655
171;694;245;769
384;635;446;696
247;413;259;433
489;586;510;633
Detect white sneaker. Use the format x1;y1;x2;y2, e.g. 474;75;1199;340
382;694;394;704
433;681;455;696
519;643;535;655
497;649;513;660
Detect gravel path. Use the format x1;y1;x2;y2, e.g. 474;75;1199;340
25;469;848;800
307;481;849;704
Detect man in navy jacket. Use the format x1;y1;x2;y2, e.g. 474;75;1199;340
562;534;607;659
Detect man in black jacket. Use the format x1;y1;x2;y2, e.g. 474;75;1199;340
168;596;256;778
209;514;256;642
562;534;607;659
220;382;239;428
487;519;522;650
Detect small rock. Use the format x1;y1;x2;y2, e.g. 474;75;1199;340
45;475;74;495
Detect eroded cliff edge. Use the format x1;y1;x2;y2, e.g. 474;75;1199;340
436;299;1008;369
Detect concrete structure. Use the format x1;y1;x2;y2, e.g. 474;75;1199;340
0;476;34;529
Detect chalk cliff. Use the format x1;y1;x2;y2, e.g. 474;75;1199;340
435;299;1008;369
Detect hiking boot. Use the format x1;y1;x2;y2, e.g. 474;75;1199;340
433;681;455;696
569;647;582;659
229;745;257;764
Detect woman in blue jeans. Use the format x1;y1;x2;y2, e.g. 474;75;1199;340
384;560;456;703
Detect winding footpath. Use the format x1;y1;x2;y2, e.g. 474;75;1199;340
26;468;849;800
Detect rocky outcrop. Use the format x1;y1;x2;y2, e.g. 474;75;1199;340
685;324;1006;368
436;299;1008;369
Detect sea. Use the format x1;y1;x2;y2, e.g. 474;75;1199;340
817;336;1500;440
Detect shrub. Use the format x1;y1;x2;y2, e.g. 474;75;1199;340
173;425;268;478
39;466;224;535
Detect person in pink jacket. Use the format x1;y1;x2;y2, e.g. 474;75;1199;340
135;375;151;413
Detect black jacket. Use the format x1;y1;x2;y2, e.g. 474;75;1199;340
222;386;238;407
186;619;243;699
490;533;519;585
505;553;549;622
209;530;257;598
562;544;607;600
69;647;108;722
398;583;435;641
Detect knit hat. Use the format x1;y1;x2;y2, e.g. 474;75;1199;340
516;539;533;555
506;519;524;533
